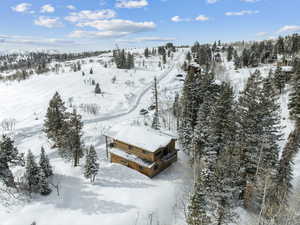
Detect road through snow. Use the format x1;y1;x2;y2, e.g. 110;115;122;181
13;53;184;141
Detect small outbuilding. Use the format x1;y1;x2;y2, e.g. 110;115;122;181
104;125;178;178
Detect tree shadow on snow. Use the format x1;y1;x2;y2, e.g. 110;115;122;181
37;174;136;215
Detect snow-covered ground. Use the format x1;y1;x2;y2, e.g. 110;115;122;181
0;49;192;225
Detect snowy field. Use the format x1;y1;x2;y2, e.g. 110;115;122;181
1;48;300;225
0;49;193;225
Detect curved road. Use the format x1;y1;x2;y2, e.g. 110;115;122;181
13;53;184;141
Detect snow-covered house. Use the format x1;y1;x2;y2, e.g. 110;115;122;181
104;126;178;177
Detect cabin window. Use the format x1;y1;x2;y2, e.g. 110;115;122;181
142;150;148;154
128;145;133;150
139;166;143;170
154;165;158;170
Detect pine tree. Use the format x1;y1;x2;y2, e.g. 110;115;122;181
288;60;300;119
144;48;149;58
151;111;161;130
162;52;167;64
38;169;51;195
237;70;264;209
0;135;20;187
58;109;84;167
43;92;67;148
25;150;40;193
94;83;101;94
84;145;99;183
187;176;209;225
39;147;53;177
265;127;300;221
90;68;93;74
273;66;285;94
227;45;234;61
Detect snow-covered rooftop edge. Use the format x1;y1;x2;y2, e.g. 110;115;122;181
104;125;176;153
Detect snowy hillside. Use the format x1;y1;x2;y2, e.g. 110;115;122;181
0;49;193;225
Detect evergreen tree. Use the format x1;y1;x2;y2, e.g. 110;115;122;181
144;48;149;58
273;66;285;94
186;52;192;63
84;145;99;183
237;70;264;209
288;60;300;119
162;52;167;64
0;135;21;187
39;147;53;177
43;92;67;148
265;127;300;221
227;45;234;62
90;68;93;74
38;169;51;195
95;83;101;94
151;111;161;130
58;109;84;167
25;150;40;193
187;176;209;225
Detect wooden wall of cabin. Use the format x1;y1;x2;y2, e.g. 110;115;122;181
113;140;156;162
153;139;176;161
110;151;178;178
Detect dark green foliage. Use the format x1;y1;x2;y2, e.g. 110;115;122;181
84;145;99;183
288;59;300;119
274;66;286;93
144;48;149;58
113;49;135;69
58;109;84;167
95;83;101;94
43;92;67;147
25;150;40;193
39;147;53;177
0;135;22;187
38;169;51;195
227;45;234;61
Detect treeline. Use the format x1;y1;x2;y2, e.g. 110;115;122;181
177;35;300;225
0;50;109;73
113;49;135;69
232;34;300;69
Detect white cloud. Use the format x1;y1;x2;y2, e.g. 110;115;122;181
11;3;32;13
77;19;156;33
34;16;63;28
195;15;209;21
41;4;55;13
65;9;116;22
207;0;220;4
225;10;259;16
256;32;268;36
277;25;300;33
66;5;76;10
69;30;134;38
171;16;190;22
0;34;75;47
115;0;148;8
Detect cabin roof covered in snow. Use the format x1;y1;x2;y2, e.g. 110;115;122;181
105;125;175;152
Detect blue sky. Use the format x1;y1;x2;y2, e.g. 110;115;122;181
0;0;299;51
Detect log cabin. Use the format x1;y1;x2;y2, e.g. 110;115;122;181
104;126;178;178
